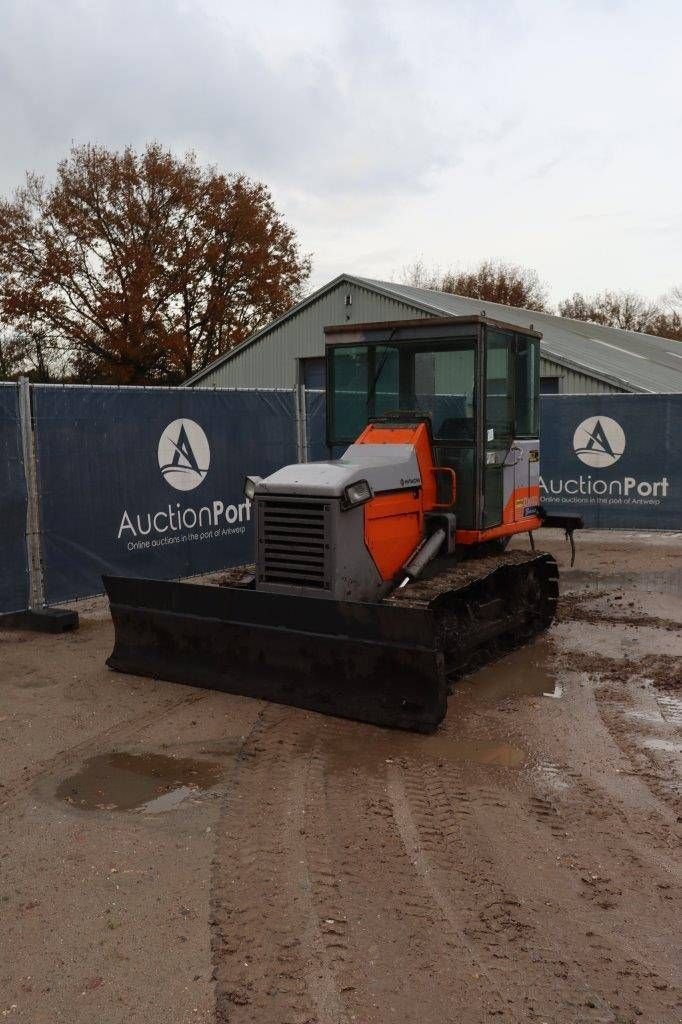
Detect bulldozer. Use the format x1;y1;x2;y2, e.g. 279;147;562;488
104;316;579;732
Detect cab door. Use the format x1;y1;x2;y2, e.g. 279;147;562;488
483;330;514;529
510;335;541;523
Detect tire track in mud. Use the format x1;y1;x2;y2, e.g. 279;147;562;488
212;711;509;1023
388;755;682;1023
488;763;681;1013
593;688;682;819
386;760;599;1024
314;733;505;1023
208;698;680;1023
385;766;530;1023
210;709;350;1024
527;777;682;1017
300;746;357;1008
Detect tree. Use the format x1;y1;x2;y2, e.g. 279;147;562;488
557;290;660;332
0;331;27;380
0;328;63;381
662;285;682;314
0;144;311;384
657;287;682;341
400;258;549;311
558;288;682;341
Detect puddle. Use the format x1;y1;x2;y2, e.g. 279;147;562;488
405;736;527;767
534;760;572;792
308;719;528;776
625;708;663;725
19;677;60;689
462;641;560;702
57;751;224;812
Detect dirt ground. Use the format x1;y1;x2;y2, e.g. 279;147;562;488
1;530;680;1024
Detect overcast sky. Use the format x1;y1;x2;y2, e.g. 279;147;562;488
1;0;680;303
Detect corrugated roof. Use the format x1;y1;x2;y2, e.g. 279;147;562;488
188;273;682;393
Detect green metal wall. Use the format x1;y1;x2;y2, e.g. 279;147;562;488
539;357;624;395
195;281;428;389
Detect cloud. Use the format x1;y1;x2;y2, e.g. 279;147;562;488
0;0;681;300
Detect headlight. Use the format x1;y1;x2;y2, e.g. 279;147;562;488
243;475;262;500
343;479;372;509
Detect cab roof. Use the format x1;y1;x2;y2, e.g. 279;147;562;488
323;315;543;344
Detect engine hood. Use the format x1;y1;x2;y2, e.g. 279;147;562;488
255;443;421;498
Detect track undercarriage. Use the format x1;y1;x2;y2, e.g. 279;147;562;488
388;550;559;681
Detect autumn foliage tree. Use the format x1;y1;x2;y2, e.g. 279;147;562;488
401;258;549;312
558;289;682;341
0;144;311;383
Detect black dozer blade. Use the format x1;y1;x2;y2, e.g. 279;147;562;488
103;576;448;732
103;551;558;734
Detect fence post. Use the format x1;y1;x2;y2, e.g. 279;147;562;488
3;377;78;632
18;376;45;610
294;374;308;463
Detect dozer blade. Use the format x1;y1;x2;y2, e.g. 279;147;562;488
103;576;448;733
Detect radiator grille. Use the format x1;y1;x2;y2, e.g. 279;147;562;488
258;499;330;589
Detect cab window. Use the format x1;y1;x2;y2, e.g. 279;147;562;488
514;336;539;438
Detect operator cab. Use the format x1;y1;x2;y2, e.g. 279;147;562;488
324;316;541;535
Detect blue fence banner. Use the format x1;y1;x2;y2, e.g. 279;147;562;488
308;390;681;529
304;390;329;461
305;390;348;459
33;386;297;603
0;383;29;613
540;394;682;529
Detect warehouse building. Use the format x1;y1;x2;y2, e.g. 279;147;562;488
187;274;682;395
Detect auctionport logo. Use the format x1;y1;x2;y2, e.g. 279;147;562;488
158;419;210;491
573;416;625;468
117;417;250;549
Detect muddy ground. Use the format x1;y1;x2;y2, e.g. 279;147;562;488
0;530;680;1024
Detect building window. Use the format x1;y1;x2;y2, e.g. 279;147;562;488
540;375;560;395
301;357;326;390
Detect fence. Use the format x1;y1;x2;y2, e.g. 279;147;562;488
303;391;682;530
539;394;681;530
0;384;679;615
0;384;29;613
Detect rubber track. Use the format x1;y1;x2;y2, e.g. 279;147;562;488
387;550;559;678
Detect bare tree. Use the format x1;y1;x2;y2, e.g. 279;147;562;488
558;289;682;341
0;328;64;381
399;258;549;311
661;285;682;314
0;331;27;380
558;290;661;332
397;259;446;291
